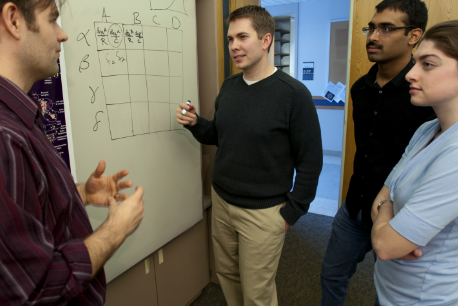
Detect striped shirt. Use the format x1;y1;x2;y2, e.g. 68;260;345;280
0;75;105;305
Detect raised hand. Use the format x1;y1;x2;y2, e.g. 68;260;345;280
79;160;133;206
176;101;197;126
106;186;145;238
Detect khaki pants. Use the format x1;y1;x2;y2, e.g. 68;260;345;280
211;187;286;306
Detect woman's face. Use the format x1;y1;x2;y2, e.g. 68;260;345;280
406;39;458;108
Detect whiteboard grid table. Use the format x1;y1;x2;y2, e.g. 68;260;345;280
95;23;183;139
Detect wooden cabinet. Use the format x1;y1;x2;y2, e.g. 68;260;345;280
105;209;211;306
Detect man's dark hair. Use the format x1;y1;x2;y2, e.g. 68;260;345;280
226;5;275;52
376;0;428;35
0;0;64;32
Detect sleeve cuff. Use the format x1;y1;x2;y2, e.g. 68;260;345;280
280;203;302;226
59;239;93;299
184;114;200;130
389;207;441;246
384;169;396;187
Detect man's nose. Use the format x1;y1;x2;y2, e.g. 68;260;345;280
58;24;68;42
368;30;379;42
231;39;240;50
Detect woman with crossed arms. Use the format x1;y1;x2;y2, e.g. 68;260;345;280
371;20;458;305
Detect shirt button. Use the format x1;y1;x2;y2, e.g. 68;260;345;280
374;111;378;115
379;90;383;94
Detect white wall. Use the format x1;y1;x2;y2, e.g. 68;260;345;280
265;0;351;154
297;0;350;95
266;3;299;79
317;109;344;153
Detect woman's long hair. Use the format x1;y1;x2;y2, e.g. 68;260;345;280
422;20;458;62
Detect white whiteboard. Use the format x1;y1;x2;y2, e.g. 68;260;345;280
60;0;202;282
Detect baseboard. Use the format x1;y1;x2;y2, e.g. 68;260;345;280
186;290;203;306
323;150;342;157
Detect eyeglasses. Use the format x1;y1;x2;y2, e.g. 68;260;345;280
362;26;415;36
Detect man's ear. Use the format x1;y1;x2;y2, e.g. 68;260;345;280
1;3;24;40
409;28;423;46
262;32;272;51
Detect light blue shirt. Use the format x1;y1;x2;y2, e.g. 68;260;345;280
375;119;458;306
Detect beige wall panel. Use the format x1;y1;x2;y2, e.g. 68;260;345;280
217;0;226;89
105;257;158;306
342;0;458;203
196;0;220;196
154;213;210;306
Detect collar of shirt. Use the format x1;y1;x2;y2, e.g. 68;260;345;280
0;75;39;130
363;58;414;89
243;67;278;85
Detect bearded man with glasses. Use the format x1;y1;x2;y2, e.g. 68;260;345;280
319;1;435;305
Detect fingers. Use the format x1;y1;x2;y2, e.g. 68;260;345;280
112;169;129;182
412;249;422;258
179;102;196;112
176;106;196;121
176;103;197;126
398;249;422;261
115;193;129;201
107;196;117;206
400;254;418;260
176;113;196;125
106;188;144;238
132;186;145;200
116;180;133;191
177;102;196;115
399;254;413;260
114;186;143;203
93;160;106;178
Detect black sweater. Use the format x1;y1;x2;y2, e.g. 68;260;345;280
187;70;323;225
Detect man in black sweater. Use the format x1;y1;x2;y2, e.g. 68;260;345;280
319;1;434;305
176;5;322;306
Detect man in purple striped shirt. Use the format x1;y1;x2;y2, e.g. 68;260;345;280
0;0;145;304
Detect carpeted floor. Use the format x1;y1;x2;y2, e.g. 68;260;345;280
190;212;376;306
